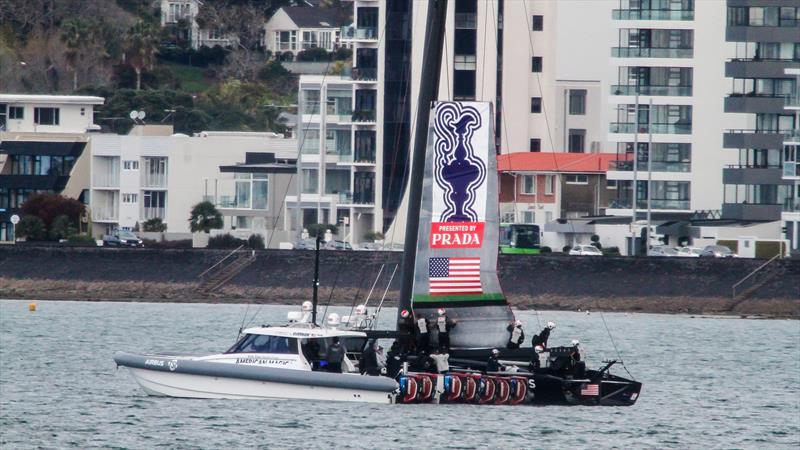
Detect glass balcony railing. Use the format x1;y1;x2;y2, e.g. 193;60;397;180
353;190;375;204
142;207;165;220
612;9;694;20
93;207;118;221
608;160;691;172
352;110;376;122
340;26;378;41
93;175;120;188
784;162;799;178
610;122;692;134
354;148;376;163
352;67;377;81
786;95;800;109
338;191;353;204
612;47;693;58
609;198;690;210
611;85;692;96
784;198;800;212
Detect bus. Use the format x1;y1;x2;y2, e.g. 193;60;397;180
499;223;541;254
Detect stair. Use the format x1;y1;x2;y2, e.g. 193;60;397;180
730;254;784;309
199;248;256;293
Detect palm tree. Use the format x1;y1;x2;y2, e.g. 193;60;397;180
189;201;223;233
125;22;161;91
61;19;90;91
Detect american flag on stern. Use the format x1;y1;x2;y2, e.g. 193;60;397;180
429;257;482;295
581;384;600;396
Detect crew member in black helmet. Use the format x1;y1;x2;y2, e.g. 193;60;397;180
486;348;502;373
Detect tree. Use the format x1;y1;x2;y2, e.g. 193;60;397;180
49;215;74;240
20;193;85;232
16;216;46;241
189;201;223;233
125;21;160;90
61;19;90;91
142;217;167;232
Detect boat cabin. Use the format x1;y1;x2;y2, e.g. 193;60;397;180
210;324;367;372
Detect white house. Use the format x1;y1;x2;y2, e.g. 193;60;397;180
0;94;104;134
263;6;347;55
88;125;298;246
160;0;237;49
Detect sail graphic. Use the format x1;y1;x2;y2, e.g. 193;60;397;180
411;101;514;349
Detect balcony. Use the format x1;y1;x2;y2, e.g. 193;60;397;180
92;174;120;189
142;207;165;220
783;162;799;179
340;26;378;41
784;198;800;212
351;67;377;81
141;173;167;188
352;110;376;123
724;95;787;114
725;59;796;79
354;147;376;164
611;47;693;58
611;85;691;96
609;198;690;210
727;27;799;44
722;203;782;221
723;129;786;150
612;9;694;20
722;166;784;185
92;207;118;222
785;130;800;145
610;122;692;135
786;94;800;110
608;160;690;172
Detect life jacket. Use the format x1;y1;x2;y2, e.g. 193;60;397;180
511;326;523;344
416;318;428;334
437;316;447;333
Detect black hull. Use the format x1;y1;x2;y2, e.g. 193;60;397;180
532;373;641;406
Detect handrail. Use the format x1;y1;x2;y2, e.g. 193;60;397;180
198;244;245;279
732;253;781;299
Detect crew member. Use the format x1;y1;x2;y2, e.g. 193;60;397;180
435;308;456;351
530;345;544;370
570;339;581;362
506;320;525;349
326;337;345;373
531;321;555;349
361;340;381;376
486;348;502;373
415;314;430;352
430;348;450;374
386;341;403;378
302;339;321;370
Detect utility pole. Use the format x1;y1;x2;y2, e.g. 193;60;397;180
646;97;653;253
630;89;640;256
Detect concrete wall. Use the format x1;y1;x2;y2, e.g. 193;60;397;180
1;247;797;301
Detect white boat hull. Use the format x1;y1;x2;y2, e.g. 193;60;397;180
126;367;394;404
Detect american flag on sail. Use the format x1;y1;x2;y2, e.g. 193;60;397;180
581;384;600;396
429;257;482;295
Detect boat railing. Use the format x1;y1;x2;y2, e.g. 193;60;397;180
198;244;246;279
731;253;781;299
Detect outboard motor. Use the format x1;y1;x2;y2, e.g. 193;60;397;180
398;376;418;403
508;376;528;405
462;375;479;402
417;374;435;403
477;376;496;404
443;374;463;402
494;377;510;404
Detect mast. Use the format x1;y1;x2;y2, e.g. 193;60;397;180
312;234;321;325
397;0;449;336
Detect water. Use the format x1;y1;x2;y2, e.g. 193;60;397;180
1;300;798;449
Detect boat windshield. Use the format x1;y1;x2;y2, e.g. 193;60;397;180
226;334;298;354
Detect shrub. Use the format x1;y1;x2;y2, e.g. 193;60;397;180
20;193;85;231
331;47;352;61
364;231;385;241
306;223;338;238
247;234;265;250
590;234;600;243
189;201;223;233
67;234;97;246
562;245;572;253
49;215;74;240
602;246;621;256
141;238;192;249
16;216;47;241
143;218;167;232
540;246;552;253
208;233;246;249
296;48;330;62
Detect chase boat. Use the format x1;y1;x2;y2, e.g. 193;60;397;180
113;311;397;404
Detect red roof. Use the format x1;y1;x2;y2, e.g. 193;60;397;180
497;152;617;173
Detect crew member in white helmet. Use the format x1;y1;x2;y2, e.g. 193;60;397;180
530;345;545;370
531;321;555;349
300;301;313;323
415;313;430;353
435;308;457;351
506;320;525;349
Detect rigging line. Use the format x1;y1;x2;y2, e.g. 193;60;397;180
598;309;635;381
373;263;399;328
362;262;386;309
320;255;345;323
479;0;489;101
490;0;540;330
345;260;374;320
442;19;451;101
521;1;560;173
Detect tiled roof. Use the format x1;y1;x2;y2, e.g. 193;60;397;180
497;152;618;173
281;6;347;28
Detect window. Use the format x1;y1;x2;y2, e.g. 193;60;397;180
235;216;253;229
453;70;476;100
607;180;618;190
545;211;553;223
566;174;589;184
531;97;542;113
302;169;319;194
521;211;536;224
531;57;543;73
568;129;586;153
228;334;298;354
122;193;138;203
34;107;59;125
123;160;139;170
529;138;541;152
522;175;536;194
9;106;23;119
545;175;554;195
454;55;477;70
501;212;515;224
569;89;586;115
532;15;543;31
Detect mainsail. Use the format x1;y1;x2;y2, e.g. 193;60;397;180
411;101;514;349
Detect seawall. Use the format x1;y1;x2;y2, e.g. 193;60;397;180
0;246;797;316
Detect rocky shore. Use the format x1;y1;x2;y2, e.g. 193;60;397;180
0;246;797;318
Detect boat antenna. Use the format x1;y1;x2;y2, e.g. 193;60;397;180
396;0;449;343
312;233;322;326
598;309;635;381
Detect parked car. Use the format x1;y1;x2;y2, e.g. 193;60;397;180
568;244;603;256
699;245;737;258
676;246;703;257
648;245;679;257
294;239;318;250
103;230;143;248
324;240;353;251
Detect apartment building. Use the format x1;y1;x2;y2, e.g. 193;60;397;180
605;0;749;220
721;0;800;254
263;6;346;54
89;126;298;246
0;94;104;241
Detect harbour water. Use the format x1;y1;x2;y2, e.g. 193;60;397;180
1;300;798;449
